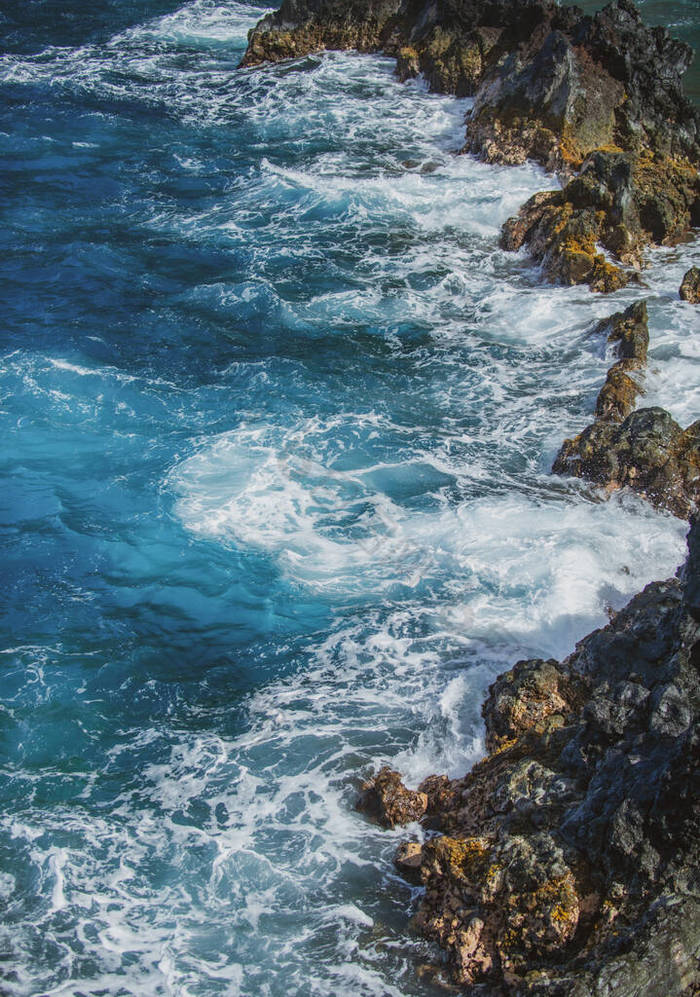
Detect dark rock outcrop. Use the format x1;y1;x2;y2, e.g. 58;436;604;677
501;150;700;291
241;0;700;169
552;300;700;518
240;0;403;68
356;765;427;827
680;266;700;304
593;299;648;422
372;521;700;995
553;408;700;519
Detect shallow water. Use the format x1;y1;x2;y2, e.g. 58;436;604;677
0;2;699;995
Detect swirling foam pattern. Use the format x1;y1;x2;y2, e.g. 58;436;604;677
0;1;698;994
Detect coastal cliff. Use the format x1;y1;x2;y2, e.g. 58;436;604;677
241;0;700;291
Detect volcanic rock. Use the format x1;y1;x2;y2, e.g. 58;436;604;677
501;150;699;291
680;266;700;304
553;407;700;519
356;766;428;827
391;520;700;994
242;0;700;290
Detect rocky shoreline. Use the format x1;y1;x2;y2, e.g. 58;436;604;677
240;2;699;992
360;520;699;994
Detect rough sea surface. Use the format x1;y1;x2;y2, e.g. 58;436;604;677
1;2;699;994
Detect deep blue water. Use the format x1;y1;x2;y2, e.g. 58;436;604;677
0;2;698;995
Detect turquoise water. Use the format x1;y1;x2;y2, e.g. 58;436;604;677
0;2;698;995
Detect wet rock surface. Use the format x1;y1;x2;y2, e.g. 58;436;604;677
246;4;700;991
501;150;700;291
590;299;648;423
553;407;700;519
377;522;700;994
680;266;700;304
550;299;700;518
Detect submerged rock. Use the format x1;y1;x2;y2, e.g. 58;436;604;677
391;521;700;994
680;266;700;304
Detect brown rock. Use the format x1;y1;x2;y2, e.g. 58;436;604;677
356;766;427;828
595;365;642;423
395;46;419;82
606;300;649;364
416;832;581;985
392;523;700;995
680;267;700;304
394;840;423;880
482;658;584;753
500;151;699;291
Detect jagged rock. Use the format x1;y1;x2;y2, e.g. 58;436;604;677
242;0;699;290
604;299;649;363
241;1;700;169
482;657;586;753
394;840;423;880
240;0;403;68
501;151;699;291
551;301;700;517
415;831;581;985
464;0;699;170
593;300;648;422
356;766;427;827
680;267;700;304
553;407;700;519
595;366;642;423
393;521;700;995
683;515;700;623
395;45;419;81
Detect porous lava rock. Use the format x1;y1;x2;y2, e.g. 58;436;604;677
356;765;427;827
554;407;700;519
384;521;700;994
680;266;700;304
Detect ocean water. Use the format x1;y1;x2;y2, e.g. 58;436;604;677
0;2;699;995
